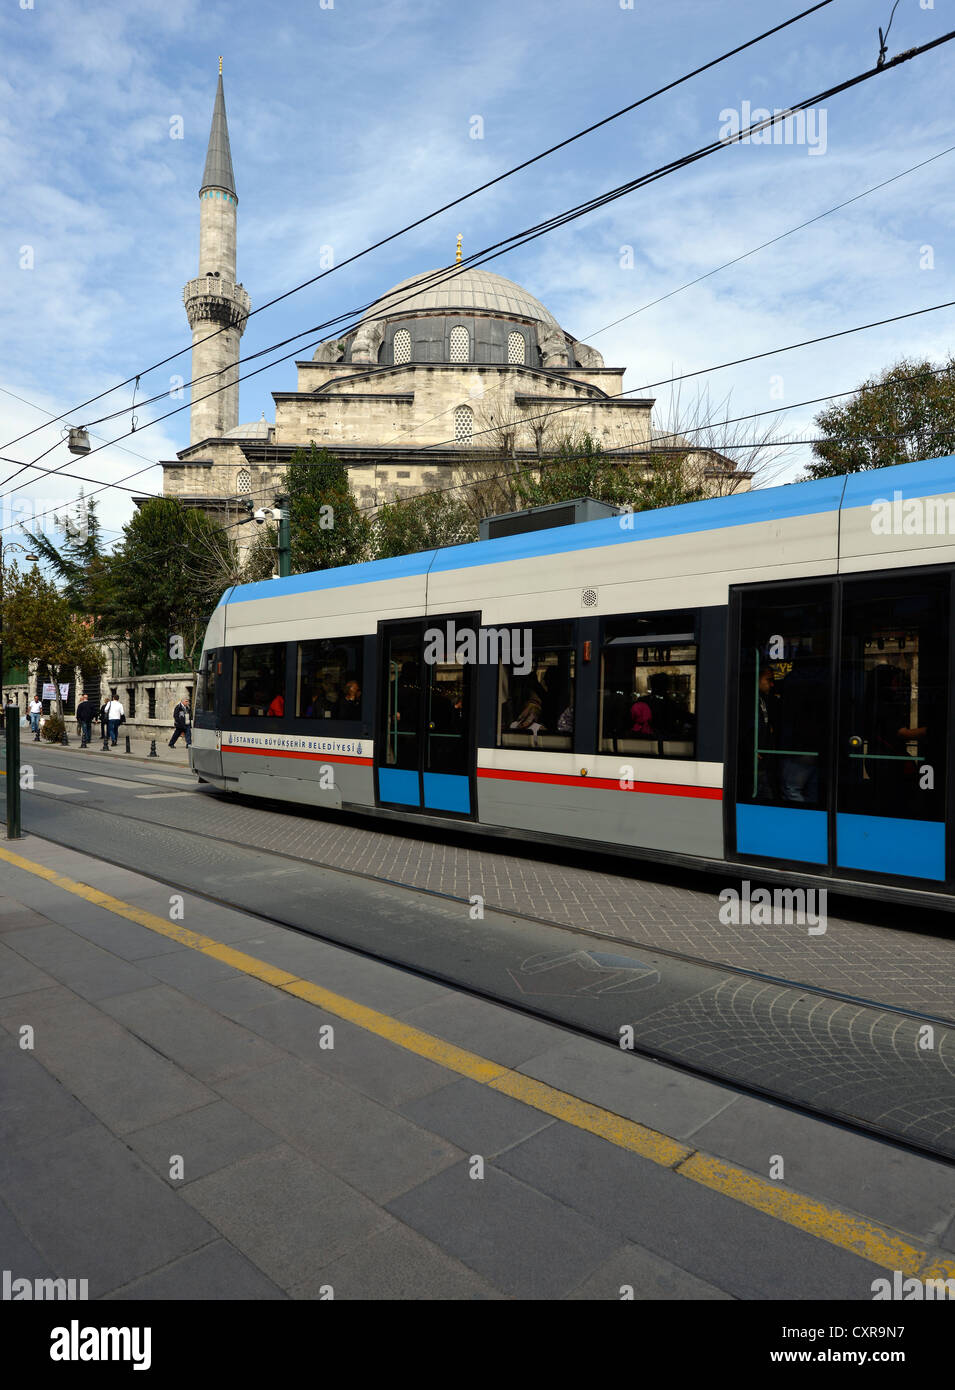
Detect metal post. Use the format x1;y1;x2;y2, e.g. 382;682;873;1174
149;739;158;758
125;734;131;753
276;496;291;579
5;705;21;839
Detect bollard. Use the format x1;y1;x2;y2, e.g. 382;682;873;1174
102;730;110;751
5;706;21;839
149;739;158;758
61;728;69;746
125;734;131;754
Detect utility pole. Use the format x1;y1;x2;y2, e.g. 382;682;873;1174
5;704;21;839
274;496;291;578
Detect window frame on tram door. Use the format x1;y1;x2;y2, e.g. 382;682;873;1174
726;566;955;889
373;612;481;820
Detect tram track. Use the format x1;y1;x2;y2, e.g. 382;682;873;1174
4;773;955;1167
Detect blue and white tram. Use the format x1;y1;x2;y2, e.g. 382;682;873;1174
191;455;955;907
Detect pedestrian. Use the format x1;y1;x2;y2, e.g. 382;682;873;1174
104;690;125;746
98;698;109;743
29;695;42;741
168;692;192;749
76;694;94;748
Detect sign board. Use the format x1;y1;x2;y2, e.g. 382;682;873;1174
42;683;56;700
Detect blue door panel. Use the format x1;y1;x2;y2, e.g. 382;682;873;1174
735;804;828;865
836;814;945;882
423;773;471;814
378;767;421;807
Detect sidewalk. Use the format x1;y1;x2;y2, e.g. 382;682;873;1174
4;730;191;768
2;833;953;1300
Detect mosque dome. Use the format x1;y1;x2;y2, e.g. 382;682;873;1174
359;267;561;329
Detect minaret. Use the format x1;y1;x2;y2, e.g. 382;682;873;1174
183;60;251;445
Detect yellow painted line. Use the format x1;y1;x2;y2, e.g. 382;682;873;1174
1;840;953;1282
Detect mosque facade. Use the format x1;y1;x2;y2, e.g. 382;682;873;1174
158;73;748;547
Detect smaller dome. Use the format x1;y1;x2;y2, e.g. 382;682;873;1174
222;416;272;440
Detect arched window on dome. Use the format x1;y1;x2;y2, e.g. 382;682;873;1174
236;468;252;495
507;331;526;365
449;326;470;362
393;329;411;365
454;405;474;445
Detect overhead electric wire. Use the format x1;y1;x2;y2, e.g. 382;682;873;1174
575;142;955;344
0;0;837;457
5;29;955;534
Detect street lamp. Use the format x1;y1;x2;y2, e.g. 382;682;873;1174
0;540;39;714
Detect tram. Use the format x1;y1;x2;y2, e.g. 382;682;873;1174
191;455;955;907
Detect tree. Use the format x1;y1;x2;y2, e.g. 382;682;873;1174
511;432;706;512
25;492;112;633
102;498;234;674
374;488;478;558
2;562;103;719
286;445;371;573
804;358;955;479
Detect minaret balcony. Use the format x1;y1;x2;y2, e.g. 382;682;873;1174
183;276;251;332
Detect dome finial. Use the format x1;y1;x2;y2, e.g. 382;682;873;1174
455;233;463;265
219;56;223;75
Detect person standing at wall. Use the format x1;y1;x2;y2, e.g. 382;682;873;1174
168;693;192;749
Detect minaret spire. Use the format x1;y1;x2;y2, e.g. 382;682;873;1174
183;65;250;445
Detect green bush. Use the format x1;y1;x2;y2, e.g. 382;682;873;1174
41;713;65;742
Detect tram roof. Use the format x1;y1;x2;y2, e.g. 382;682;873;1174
218;453;955;607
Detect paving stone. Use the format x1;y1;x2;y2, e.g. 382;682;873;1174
293;1221;507;1300
691;1096;955;1242
0;1033;97;1151
136;948;244;989
0;1125;217;1298
100;984;284;1085
1;923;155;1002
0;1194;50;1280
7;994;214;1135
399;1078;556;1155
124;1099;280;1184
105;1239;287;1300
564;1242;734;1300
181;1145;391;1290
397;992;572;1067
218;1058;463;1202
517;1036;739;1137
0;940;57;998
387;1160;624;1299
231;995;454;1106
496;1123;890;1300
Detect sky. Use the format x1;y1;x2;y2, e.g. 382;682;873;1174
1;0;953;556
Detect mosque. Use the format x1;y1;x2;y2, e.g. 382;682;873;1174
158;71;748;545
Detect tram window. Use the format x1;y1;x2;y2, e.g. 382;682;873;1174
297;638;363;719
736;589;831;810
599;612;697;758
496;621;576;751
232;643;287;717
197;650;217;714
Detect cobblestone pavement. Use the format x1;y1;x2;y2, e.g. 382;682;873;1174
20;747;955;1023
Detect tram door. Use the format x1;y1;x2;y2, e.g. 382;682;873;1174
732;576;950;884
835;576;948;882
375;615;477;817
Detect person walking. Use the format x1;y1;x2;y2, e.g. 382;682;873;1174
98;698;109;743
169;693;192;749
76;694;94;748
104;691;125;746
29;695;42;741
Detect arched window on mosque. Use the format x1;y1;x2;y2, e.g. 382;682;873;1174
237;468;251;494
449;326;470;362
507;331;526;365
393;328;411;364
454;405;474;444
